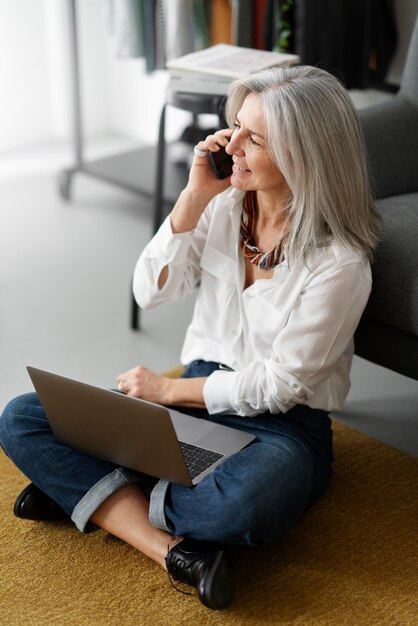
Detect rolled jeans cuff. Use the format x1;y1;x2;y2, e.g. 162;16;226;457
71;468;140;533
149;479;171;533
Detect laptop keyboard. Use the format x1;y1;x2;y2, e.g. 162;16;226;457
179;442;224;479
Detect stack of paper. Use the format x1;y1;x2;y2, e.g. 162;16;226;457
166;44;300;96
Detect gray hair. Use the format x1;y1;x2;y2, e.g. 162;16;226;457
225;65;380;263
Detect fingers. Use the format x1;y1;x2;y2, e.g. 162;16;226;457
194;128;233;156
116;365;161;399
186;127;233;198
116;374;128;393
116;368;136;394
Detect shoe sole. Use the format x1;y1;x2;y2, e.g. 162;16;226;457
197;550;232;610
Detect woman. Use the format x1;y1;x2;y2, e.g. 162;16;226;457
0;66;379;611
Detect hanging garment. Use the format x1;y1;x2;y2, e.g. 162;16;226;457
102;0;145;58
231;0;255;48
294;0;398;89
210;0;233;45
102;0;162;72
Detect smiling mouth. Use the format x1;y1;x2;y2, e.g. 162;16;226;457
233;164;251;173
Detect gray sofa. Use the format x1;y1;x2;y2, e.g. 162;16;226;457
354;15;418;381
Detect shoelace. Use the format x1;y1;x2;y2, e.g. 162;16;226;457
166;544;193;596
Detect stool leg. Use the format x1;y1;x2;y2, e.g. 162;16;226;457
153;103;167;235
131;292;140;330
130;279;140;330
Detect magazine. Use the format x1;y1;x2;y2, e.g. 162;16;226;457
166;44;300;79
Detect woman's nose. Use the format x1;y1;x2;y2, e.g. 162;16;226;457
226;132;244;157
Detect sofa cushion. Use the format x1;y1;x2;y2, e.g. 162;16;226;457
355;315;418;379
359;98;418;199
364;192;418;337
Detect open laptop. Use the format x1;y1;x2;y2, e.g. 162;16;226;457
27;366;255;487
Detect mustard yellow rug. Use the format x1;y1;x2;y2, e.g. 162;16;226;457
1;420;417;626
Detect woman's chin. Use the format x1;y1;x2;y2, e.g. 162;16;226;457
230;173;251;190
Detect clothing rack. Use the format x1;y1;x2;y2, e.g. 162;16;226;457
58;0;188;216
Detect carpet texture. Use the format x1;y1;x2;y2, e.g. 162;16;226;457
1;420;417;626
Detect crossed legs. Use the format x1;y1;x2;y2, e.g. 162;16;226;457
90;482;182;569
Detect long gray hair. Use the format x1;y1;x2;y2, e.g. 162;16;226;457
225;65;380;263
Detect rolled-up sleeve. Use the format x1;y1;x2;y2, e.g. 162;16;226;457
204;363;313;416
133;215;205;309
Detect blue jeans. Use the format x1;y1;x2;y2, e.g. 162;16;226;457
0;361;333;545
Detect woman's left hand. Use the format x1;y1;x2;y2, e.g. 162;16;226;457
116;366;171;404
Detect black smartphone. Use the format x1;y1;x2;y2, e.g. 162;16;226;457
209;145;234;179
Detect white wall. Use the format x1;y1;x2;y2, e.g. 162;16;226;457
0;1;52;151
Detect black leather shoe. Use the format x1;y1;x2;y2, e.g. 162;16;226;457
165;538;232;610
13;483;68;521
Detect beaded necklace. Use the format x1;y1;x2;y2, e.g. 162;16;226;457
240;190;287;270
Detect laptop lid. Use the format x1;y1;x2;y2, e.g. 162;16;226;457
27;367;254;487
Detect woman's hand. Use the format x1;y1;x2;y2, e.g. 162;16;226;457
116;366;207;408
116;366;172;404
169;128;234;234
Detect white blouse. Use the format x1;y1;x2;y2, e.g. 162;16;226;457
134;188;372;417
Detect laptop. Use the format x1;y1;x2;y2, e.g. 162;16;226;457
27;366;255;487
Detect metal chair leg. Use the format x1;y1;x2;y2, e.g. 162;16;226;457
131;289;140;330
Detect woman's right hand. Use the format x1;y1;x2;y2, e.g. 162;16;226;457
169;128;234;234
